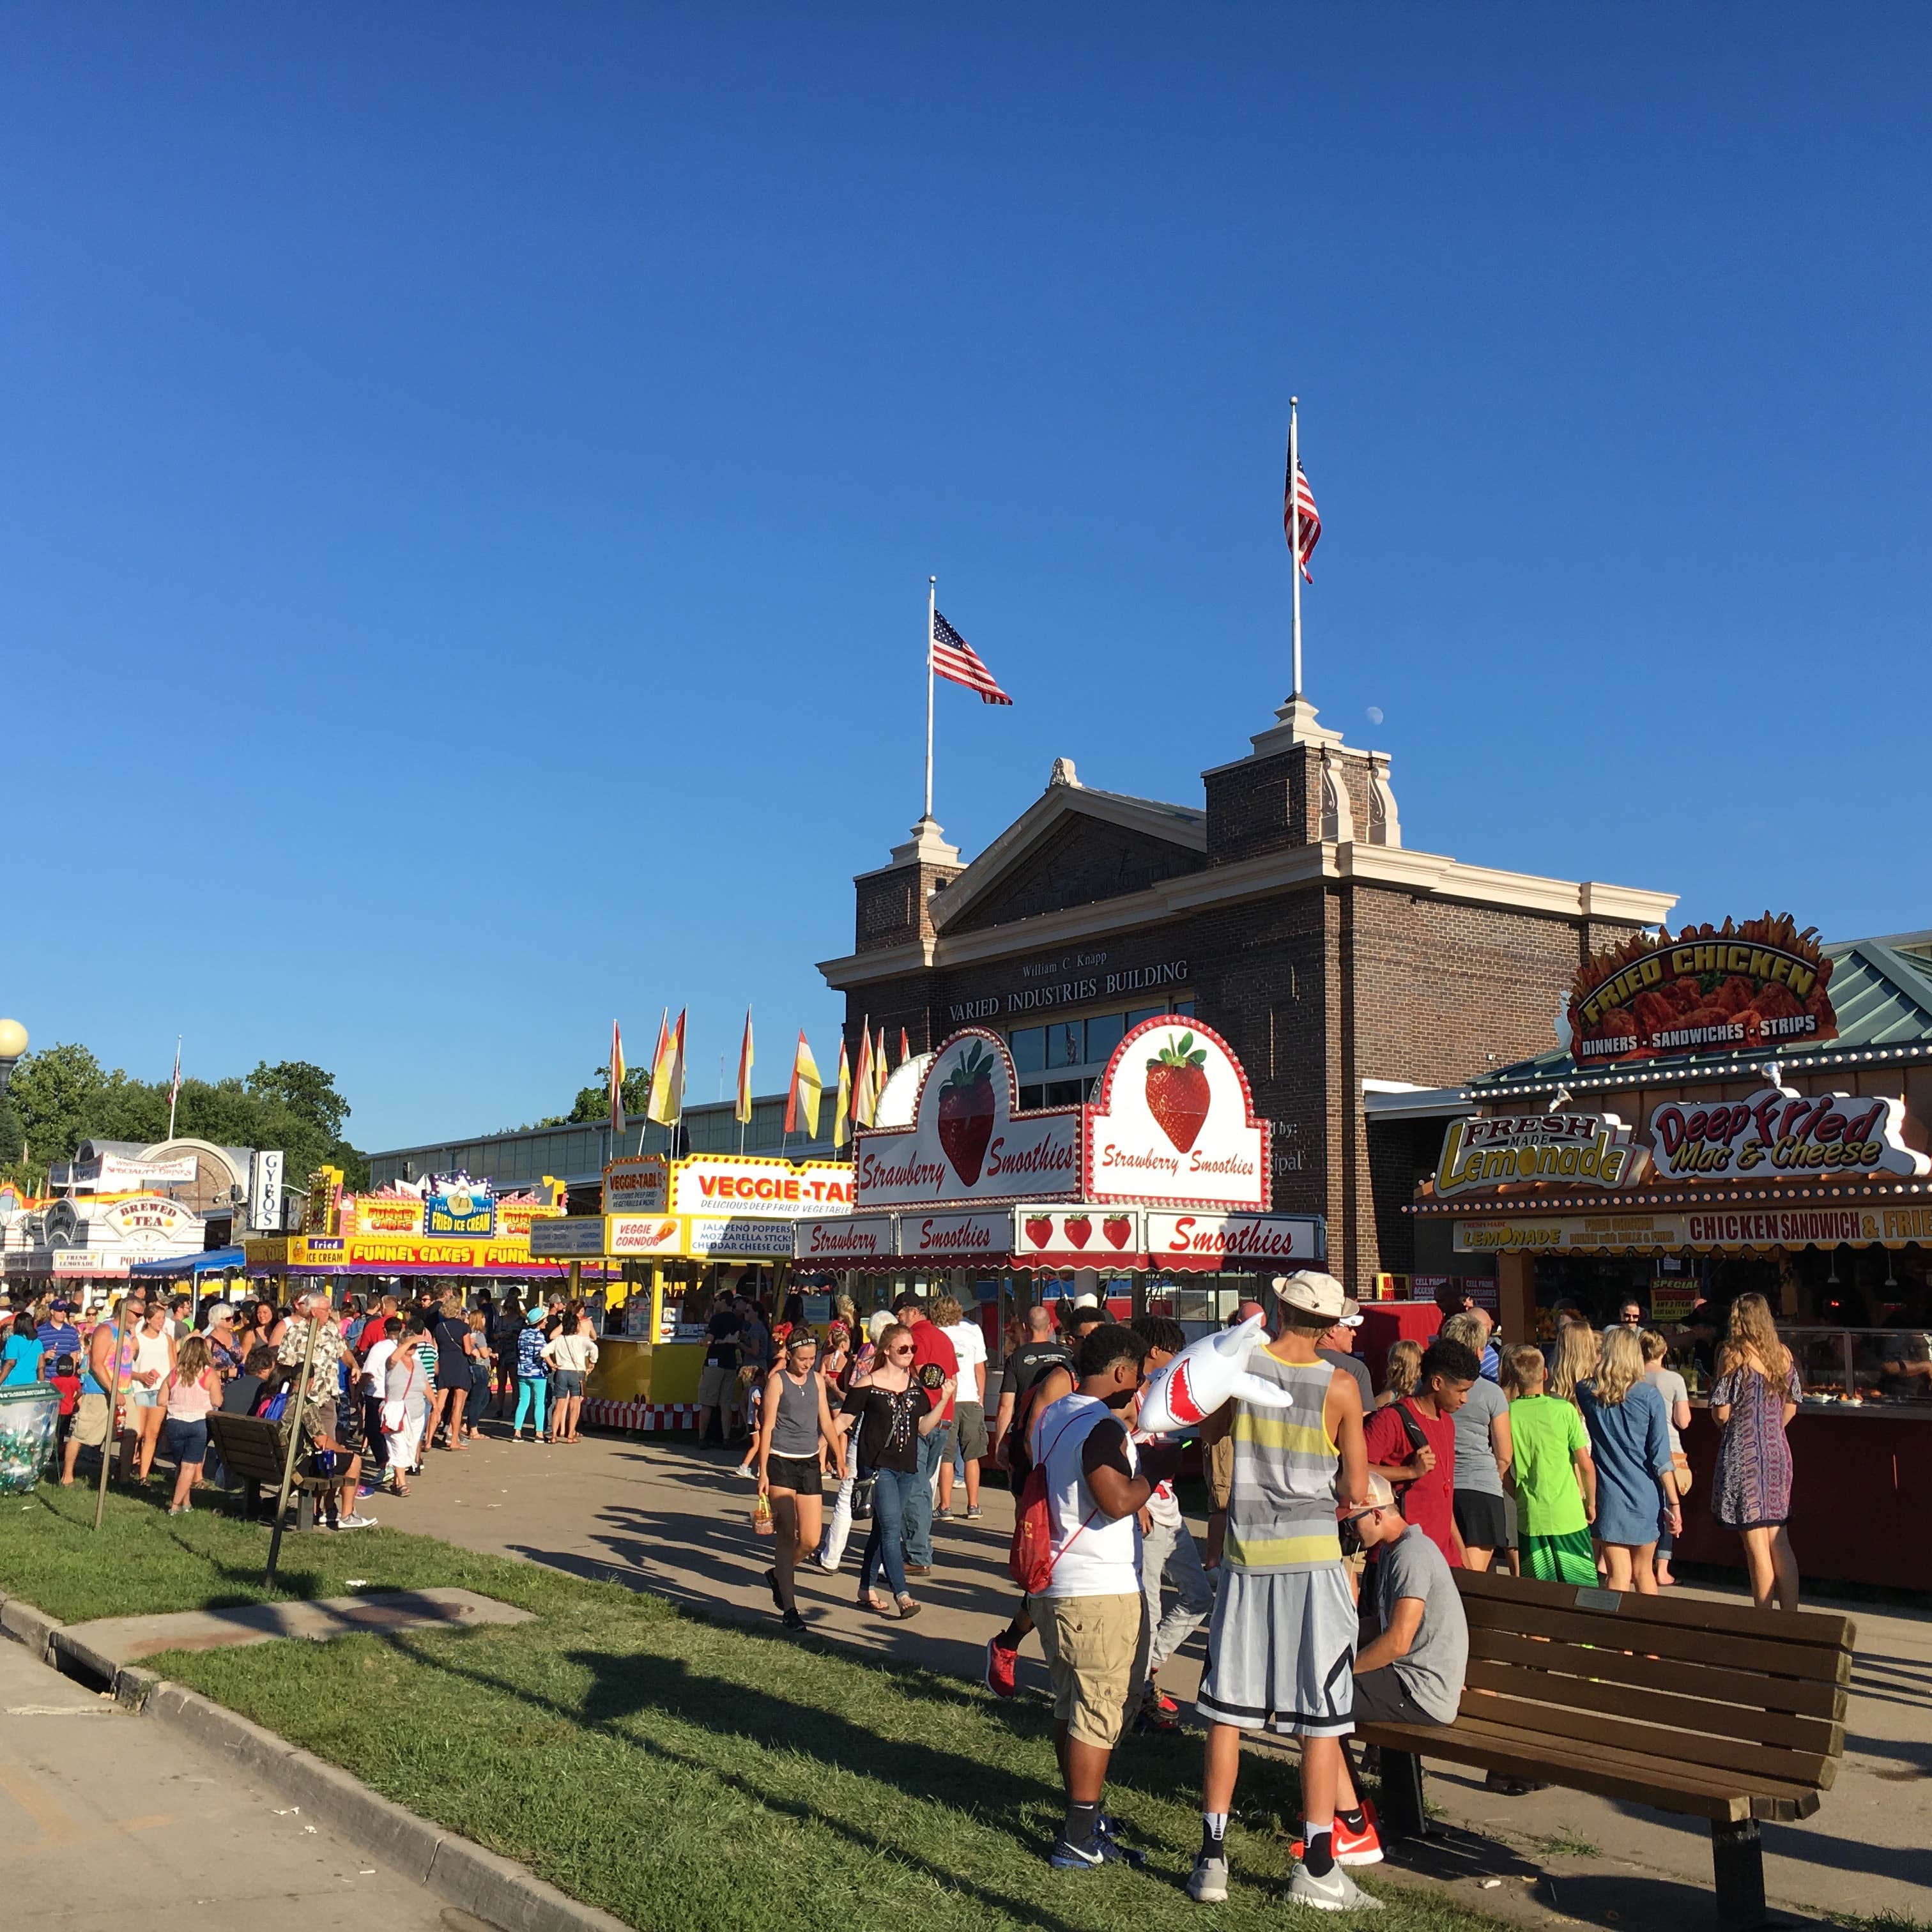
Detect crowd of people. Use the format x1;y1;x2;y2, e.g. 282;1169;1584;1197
691;1269;1809;1905
0;1280;605;1527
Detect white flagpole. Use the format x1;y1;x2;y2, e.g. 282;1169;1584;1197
167;1035;182;1139
924;576;937;821
1289;397;1303;700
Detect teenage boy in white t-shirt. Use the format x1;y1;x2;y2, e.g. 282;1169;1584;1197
935;1296;989;1521
1028;1323;1181;1871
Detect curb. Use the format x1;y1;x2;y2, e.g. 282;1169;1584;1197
1;1588;629;1932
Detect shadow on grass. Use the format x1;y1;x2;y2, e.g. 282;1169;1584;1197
355;1624;1112;1931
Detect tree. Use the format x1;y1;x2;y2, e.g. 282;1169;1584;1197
568;1064;651;1124
3;1041;369;1187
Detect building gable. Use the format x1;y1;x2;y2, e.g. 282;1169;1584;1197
938;803;1208;935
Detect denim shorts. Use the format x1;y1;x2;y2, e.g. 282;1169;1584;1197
126;1386;162;1409
553;1368;585;1398
164;1416;209;1464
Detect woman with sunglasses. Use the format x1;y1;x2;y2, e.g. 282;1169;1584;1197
756;1327;846;1631
843;1321;954;1618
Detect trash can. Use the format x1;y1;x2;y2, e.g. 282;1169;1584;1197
0;1383;59;1493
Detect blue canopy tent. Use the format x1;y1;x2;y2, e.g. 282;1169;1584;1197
128;1246;250;1317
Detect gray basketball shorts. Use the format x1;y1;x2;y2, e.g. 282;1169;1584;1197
1195;1562;1358;1738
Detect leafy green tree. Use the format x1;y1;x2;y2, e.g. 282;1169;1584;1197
0;1091;23;1163
568;1064;651;1124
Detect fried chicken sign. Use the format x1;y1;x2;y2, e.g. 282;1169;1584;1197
1568;914;1837;1066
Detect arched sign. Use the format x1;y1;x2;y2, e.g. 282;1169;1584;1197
854;1029;1082;1208
1085;1018;1268;1209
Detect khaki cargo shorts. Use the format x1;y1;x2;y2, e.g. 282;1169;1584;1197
1028;1591;1145;1749
72;1392;111;1448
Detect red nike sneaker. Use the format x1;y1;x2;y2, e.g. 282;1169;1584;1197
985;1634;1018;1699
1291;1804;1382;1867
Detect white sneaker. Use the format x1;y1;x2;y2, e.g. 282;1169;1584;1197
335;1513;379;1531
1289;1862;1384;1912
1186;1851;1229;1903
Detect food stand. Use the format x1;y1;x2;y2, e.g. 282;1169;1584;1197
242;1169;591;1303
1407;916;1932;1590
564;1151;858;1431
2;1192;209;1310
791;1016;1324;1344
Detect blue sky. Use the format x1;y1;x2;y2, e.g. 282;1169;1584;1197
5;7;1929;1151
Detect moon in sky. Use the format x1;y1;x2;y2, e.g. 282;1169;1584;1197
1365;705;1384;725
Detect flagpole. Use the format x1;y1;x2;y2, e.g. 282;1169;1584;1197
1289;398;1303;700
167;1036;181;1139
924;576;937;822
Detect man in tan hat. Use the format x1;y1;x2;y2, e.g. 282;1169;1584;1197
1190;1269;1374;1912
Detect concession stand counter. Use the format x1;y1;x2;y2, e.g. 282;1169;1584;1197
1409;917;1932;1591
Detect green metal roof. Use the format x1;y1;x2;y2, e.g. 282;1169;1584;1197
1474;935;1932;1099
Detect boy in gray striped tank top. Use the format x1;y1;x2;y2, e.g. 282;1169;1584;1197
1191;1271;1374;1913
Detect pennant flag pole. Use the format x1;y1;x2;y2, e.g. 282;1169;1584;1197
785;1032;823;1146
924;578;1012;826
832;1037;851;1149
608;1020;627;1137
735;1007;755;1150
166;1036;183;1140
648;1008;686;1134
852;1022;874;1131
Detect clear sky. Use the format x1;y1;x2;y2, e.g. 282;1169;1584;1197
5;7;1929;1152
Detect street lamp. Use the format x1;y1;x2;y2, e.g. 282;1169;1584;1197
0;1018;27;1093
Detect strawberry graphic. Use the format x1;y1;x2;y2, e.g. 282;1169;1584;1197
1102;1215;1133;1249
1024;1216;1053;1248
1062;1215;1092;1248
936;1042;998;1186
1145;1031;1212;1152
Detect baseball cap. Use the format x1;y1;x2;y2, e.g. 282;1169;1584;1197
1340;1472;1397;1519
1271;1270;1360;1324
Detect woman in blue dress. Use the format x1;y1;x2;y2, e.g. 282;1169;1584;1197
1577;1326;1682;1594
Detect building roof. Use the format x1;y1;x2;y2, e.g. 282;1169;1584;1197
1472;935;1932;1102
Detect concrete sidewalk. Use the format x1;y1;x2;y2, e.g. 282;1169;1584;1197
392;1426;1931;1926
0;1638;461;1932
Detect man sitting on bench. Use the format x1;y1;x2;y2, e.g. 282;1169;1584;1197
1291;1473;1471;1871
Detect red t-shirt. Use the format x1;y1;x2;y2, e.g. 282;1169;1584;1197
909;1321;960;1423
1363;1396;1461;1568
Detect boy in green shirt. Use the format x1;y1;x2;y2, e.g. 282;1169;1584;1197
1501;1345;1597;1586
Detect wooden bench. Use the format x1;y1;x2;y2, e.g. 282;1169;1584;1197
206;1412;339;1532
1355;1568;1855;1928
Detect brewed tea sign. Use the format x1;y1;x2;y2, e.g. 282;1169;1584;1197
1568;914;1837;1064
855;1029;1081;1209
1085;1018;1268;1209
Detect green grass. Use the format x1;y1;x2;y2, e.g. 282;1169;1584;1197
4;1483;1510;1932
1528;1828;1600;1859
0;1482;589;1621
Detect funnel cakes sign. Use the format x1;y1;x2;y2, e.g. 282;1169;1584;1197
1085;1018;1268;1209
854;1030;1082;1209
1568;914;1837;1065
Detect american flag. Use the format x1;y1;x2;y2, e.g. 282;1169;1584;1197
1284;459;1321;582
930;610;1013;705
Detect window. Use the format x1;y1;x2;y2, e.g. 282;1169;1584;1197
1009;1027;1045;1075
1047;1022;1084;1069
1126;1006;1165;1030
1018;1084;1045;1110
1084;1011;1126;1064
1044;1080;1085;1107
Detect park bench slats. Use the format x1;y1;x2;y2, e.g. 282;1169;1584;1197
1465;1627;1849;1721
1358;1572;1857;1926
1462;1657;1844;1757
1454;1688;1836;1791
206;1413;335;1531
1457;1593;1850;1682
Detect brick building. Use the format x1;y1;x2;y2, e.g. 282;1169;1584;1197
819;694;1677;1296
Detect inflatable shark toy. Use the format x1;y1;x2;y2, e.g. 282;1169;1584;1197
1136;1312;1292;1433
